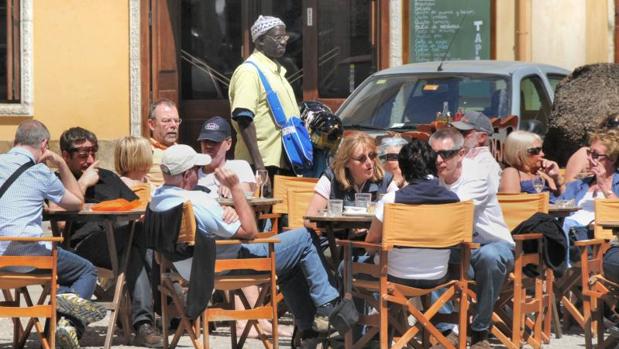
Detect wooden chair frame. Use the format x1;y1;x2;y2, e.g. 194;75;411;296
339;201;475;349
0;236;63;349
264;176;318;234
151;202;281;349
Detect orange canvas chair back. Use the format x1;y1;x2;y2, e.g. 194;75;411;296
382;200;474;248
177;201;197;246
594;199;619;240
497;192;549;231
131;183;152;209
287;188;315;229
272;175;318;214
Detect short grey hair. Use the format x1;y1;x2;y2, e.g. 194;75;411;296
149;98;177;120
14;120;50;147
429;127;464;149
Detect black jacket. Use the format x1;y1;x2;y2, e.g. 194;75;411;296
511;212;568;277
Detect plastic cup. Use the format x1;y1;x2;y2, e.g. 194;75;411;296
328;199;344;216
355;193;372;208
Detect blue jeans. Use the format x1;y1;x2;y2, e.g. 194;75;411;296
603;246;619;284
469;241;515;332
56;247;97;299
242;227;339;331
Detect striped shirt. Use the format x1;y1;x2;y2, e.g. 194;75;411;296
0;147;65;256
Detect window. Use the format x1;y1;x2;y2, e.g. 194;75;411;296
0;0;32;116
519;75;551;134
546;74;566;93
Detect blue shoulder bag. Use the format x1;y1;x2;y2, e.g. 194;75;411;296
246;61;313;174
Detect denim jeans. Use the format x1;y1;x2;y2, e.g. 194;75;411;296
242;227;339;331
469;240;515;332
57;247;98;299
604;246;619;284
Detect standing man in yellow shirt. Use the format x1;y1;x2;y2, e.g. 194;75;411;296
147;98;181;186
229;15;298;178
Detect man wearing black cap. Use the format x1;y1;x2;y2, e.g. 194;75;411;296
451;111;502;193
197;116;255;198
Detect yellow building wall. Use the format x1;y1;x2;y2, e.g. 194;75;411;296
0;1;130;143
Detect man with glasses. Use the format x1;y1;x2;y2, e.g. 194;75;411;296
451;111;502;193
429;127;514;349
229;15;297;179
59;127;163;347
147;98;181;186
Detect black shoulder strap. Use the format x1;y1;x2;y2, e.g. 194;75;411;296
0;160;35;200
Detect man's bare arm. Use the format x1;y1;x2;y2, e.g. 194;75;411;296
236;117;265;170
40;150;83;210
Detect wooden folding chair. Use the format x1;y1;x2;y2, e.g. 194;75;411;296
266;176;319;233
339;201;475;349
146;202;280;349
491;192;550;349
286;188;315;230
577;199;619;349
0;236;63;349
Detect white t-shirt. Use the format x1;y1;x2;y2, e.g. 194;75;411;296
443;158;514;246
372;192;450;280
466;146;502;194
314;175;399;199
197;160;256;198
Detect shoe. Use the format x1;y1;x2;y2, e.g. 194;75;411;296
56;293;106;325
313;300;337;333
133;323;164;348
299;334;322;349
470;339;492;349
429;331;459;349
56;317;80;349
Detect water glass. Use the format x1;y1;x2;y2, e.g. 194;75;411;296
256;169;268;198
328;199;344;216
367;202;377;215
355;193;372;209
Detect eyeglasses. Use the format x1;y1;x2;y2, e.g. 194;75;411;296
160;118;182;125
527;147;543;155
352;152;377;163
436;148;462;160
586;149;609;160
265;34;290;43
379;153;399;162
69;146;98;158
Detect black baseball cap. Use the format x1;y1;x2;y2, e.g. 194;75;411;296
197;116;231;142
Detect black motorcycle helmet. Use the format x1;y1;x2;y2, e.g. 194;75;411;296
300;101;342;150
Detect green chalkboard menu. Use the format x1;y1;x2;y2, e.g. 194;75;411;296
407;0;491;63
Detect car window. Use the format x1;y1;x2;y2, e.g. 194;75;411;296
339;74;509;130
546;74;566;93
519;75;551;134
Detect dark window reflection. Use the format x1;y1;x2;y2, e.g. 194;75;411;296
318;0;376;98
180;0;243;100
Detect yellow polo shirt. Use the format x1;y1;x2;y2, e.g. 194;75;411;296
229;51;300;168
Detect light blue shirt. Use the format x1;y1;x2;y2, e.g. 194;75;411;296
150;185;242;259
0;147;65;256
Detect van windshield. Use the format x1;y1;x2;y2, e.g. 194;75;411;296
339;74;510;130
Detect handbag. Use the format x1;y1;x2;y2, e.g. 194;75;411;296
245;61;313;174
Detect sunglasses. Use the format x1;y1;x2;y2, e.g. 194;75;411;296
69;146;98;158
527;147;543;155
586;149;609;160
436;148;462;160
379;153;399;162
352;152;377;163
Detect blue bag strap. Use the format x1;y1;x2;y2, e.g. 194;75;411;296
245;61;287;128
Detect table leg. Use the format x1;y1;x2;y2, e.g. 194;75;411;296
326;224;340;269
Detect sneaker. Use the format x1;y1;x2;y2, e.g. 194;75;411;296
133;323;163;348
313;300;337;333
56;293;106;325
470;339;492;349
56;317;80;349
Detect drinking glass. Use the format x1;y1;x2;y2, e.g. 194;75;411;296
355;193;372;209
532;176;544;193
328;199;344;216
256;169;268;198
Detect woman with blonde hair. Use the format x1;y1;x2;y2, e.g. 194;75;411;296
499;130;562;198
114;136;154;206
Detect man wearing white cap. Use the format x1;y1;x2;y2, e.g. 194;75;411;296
229;15;298;178
150;145;345;342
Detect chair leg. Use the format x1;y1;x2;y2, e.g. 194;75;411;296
161;287;169;349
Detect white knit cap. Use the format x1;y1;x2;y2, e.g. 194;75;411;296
251;15;285;43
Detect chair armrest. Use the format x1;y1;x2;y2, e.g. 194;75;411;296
215;237;280;245
463;242;480;249
0;236;64;243
513;233;543;241
336;239;380;249
258;213;281;220
574;239;607;247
